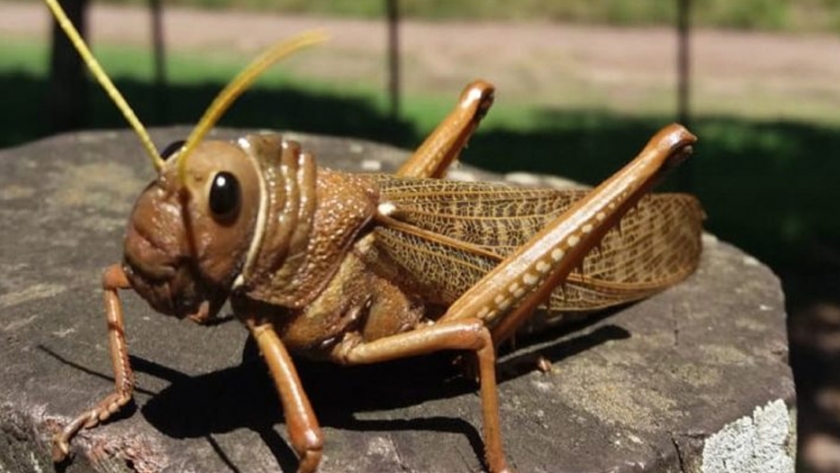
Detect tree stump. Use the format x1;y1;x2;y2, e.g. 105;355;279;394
0;128;795;472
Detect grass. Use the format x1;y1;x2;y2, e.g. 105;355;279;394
2;38;839;308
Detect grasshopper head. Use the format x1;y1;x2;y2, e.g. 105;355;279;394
41;0;326;320
123;140;262;321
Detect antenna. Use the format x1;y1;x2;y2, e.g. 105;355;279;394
45;0;165;171
177;31;329;183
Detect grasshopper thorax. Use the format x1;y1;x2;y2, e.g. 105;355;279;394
123;140;262;321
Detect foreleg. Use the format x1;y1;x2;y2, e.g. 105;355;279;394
242;317;323;473
53;265;134;461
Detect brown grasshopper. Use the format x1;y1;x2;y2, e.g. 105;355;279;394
45;1;703;471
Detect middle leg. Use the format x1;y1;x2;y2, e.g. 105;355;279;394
330;319;511;473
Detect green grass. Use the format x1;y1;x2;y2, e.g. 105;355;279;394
2;38;839;303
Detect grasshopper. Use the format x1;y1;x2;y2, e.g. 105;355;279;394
45;1;703;471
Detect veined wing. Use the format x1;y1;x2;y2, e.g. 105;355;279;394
373;176;703;318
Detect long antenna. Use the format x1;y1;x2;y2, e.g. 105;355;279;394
45;0;165;172
177;31;329;183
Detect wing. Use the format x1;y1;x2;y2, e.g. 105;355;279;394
372;176;703;320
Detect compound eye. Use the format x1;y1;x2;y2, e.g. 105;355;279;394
208;171;240;220
160;140;186;160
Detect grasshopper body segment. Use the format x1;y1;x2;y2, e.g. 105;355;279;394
238;136;379;309
44;2;703;471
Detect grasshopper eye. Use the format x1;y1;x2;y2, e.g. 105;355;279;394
160;140;186;160
208;171;241;219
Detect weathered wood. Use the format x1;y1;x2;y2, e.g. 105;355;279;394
0;128;795;472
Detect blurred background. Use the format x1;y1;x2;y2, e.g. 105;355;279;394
1;0;838;470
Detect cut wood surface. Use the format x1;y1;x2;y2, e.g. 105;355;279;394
0;128;794;472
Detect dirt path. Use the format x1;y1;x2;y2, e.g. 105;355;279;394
2;1;840;121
